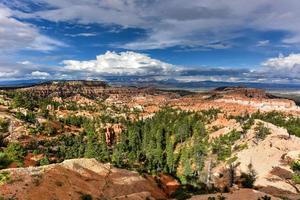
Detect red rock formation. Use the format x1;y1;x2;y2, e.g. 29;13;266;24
105;127;115;146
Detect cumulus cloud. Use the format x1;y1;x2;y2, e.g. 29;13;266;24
262;53;300;70
1;50;300;83
30;71;50;77
62;51;175;76
260;53;300;79
0;57;65;81
59;51;300;83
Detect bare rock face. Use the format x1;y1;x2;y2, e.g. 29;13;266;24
211;86;299;113
283;150;300;163
211;120;300;200
212;86;269;99
0;158;167;200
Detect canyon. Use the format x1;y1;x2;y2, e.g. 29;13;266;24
0;81;299;200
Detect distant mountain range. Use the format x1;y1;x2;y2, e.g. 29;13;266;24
0;78;300;92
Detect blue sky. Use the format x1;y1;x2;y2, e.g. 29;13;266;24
1;0;300;83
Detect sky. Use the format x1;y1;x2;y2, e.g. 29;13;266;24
1;0;300;83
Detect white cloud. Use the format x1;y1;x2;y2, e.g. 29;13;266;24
0;70;19;78
64;32;98;37
0;51;299;83
262;53;300;71
18;60;32;65
62;51;175;76
59;51;300;83
0;4;65;52
28;35;66;51
251;54;300;82
30;71;50;77
23;1;144;27
12;0;300;50
257;40;270;47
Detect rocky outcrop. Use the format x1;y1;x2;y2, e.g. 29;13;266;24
0;158;167;200
211;120;300;199
214;97;299;112
212;86;270;99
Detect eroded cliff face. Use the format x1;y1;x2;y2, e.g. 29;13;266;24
209;86;298;112
16;81;300;115
14;80;180;103
212;86;271;99
17;80;109;98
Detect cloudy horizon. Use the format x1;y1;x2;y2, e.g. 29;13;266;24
1;0;300;84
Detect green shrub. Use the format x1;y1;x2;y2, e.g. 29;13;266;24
207;195;226;200
66;102;78;111
241;163;257;188
241;118;254;134
212;130;241;160
0;172;11;185
257;195;272;200
254;122;271;141
0;118;9;133
0;196;16;200
4;143;26;166
80;194;92;200
291;160;300;173
292;174;300;184
11;92;38;110
0;152;12;169
227;156;238;164
43;122;59;136
39;157;50;166
252;111;300;137
170;187;192;200
62;115;88;127
32;149;39;155
234;143;248;151
15;111;36;124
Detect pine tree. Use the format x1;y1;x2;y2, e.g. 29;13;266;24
112;144;123;167
84;121;97;158
166;134;175;173
179;147;192;184
193;122;207;173
128;126;140;161
98;130;110;162
155;128;164;171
